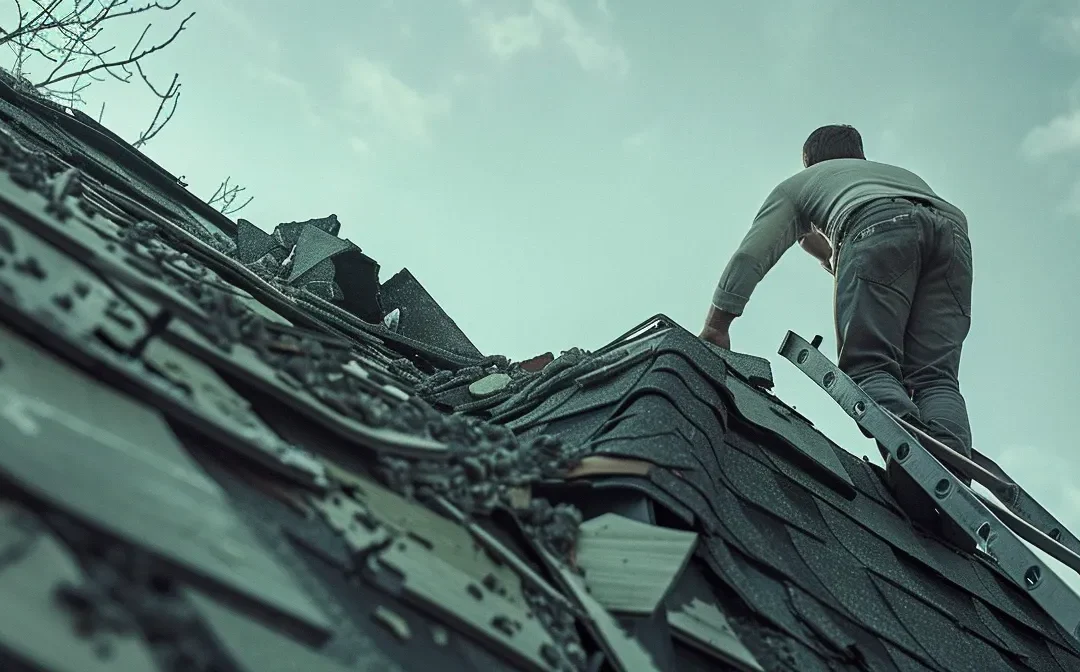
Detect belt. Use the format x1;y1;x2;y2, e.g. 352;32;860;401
848;196;930;222
837;196;932;249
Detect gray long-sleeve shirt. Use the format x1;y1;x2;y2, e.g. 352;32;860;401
712;158;965;315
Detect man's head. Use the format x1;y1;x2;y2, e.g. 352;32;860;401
802;124;865;168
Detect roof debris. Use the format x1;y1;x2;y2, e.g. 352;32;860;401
0;66;1078;672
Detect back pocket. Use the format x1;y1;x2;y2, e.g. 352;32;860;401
852;215;920;286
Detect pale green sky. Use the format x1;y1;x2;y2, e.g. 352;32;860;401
7;0;1080;588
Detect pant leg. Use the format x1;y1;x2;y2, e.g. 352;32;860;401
901;209;974;457
834;204;923;421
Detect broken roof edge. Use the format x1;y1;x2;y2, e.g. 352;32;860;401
0;68;240;239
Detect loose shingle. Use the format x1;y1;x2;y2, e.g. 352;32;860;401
669;599;765;672
723;374;855;492
538;547;663;672
575;513;698;615
380;268;483;360
375;536;559;672
3;76;1078;672
665;562;764;671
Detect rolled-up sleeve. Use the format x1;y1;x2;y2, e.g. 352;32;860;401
712;183;806;315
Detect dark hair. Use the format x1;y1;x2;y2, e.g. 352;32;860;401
802;125;865;166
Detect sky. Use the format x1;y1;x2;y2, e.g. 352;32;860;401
4;0;1080;592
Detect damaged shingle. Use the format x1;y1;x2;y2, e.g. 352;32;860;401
470;372;513;398
380;268;483;360
574;513;698;615
537;547;663;672
3;67;1079;672
373;535;566;671
234;218;278;265
668;598;764;672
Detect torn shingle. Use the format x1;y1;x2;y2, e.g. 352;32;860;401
331;245;384;324
575;513;698;615
380;268;484;360
701;341;775;389
668;598;764;672
287;225;352;283
373;535;562;671
235;218;279;265
538;547;663;672
723;374;855;493
470;373;513;399
2;74;1078;672
518;352;555;373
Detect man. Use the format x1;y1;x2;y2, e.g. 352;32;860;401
700;124;974;464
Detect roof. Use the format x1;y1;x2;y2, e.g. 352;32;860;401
0;69;1078;672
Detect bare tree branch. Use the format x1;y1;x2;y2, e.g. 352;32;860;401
130;60;177;147
35;12;194;89
2;2;256;216
0;1;194;146
207;177;254;216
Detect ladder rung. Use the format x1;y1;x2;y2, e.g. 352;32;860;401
777;331;1080;644
973;491;1080;575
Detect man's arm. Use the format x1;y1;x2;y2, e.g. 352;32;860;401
701;183;805;348
700;304;736;349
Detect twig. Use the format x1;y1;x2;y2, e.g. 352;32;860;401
207;176;254;216
131;60;177;147
36;12;194;88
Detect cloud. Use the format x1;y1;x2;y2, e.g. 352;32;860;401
1021;0;1080;51
621;127;659;153
876;99;933;159
203;1;281;58
1021;108;1080;159
244;67;326;129
465;0;628;77
533;0;629;76
622;130;650;151
1046;14;1080;50
472;12;544;60
760;0;845;75
204;2;329;130
348;136;373;156
342;59;450;143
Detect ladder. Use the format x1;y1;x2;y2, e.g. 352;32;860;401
778;331;1080;644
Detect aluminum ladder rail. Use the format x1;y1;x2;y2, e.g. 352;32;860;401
778;331;1080;644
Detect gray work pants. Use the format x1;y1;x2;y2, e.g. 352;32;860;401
834;198;974;459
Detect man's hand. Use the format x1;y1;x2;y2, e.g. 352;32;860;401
700;324;730;349
700;305;737;350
